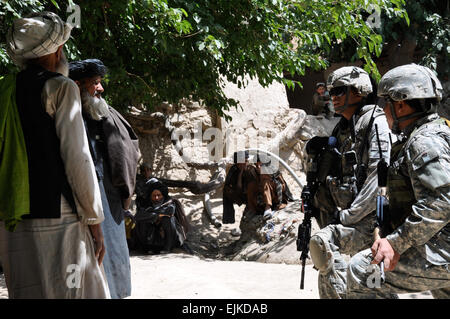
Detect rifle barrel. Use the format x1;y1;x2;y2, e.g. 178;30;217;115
300;258;306;289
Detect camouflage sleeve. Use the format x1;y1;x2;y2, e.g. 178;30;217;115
387;133;450;255
340;114;391;225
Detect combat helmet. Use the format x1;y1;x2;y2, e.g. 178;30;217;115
378;63;443;102
326;66;373;112
378;63;444;133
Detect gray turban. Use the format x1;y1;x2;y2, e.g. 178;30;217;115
6;11;72;67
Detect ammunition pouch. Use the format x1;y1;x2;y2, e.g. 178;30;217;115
327;176;357;210
313;184;336;214
382;140;416;236
317;148;341;184
386;166;415;235
312;183;338;229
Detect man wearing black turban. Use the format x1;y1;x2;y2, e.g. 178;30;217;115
132;178;191;254
69;59;140;299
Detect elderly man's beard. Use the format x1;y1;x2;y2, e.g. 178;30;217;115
55;50;69;77
81;89;110;121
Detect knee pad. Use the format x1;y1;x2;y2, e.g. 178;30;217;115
309;235;334;273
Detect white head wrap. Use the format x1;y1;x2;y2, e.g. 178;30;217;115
6;12;72;67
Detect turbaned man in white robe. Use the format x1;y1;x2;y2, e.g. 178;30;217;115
0;11;110;299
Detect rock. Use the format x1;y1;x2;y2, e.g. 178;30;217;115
231;228;242;237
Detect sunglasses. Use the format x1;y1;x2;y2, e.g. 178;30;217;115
382;97;395;109
329;86;347;97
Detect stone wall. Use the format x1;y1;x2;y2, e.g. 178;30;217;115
125;77;337;198
124;77;338;264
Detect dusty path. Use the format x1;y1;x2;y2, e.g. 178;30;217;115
0;191;434;300
126;254;431;299
127;254;317;299
0;254;317;299
0;253;432;299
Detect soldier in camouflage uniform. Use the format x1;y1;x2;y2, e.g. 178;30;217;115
308;66;392;298
347;64;450;299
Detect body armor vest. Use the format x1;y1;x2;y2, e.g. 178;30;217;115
386;117;450;235
327;106;383;209
385;140;415;235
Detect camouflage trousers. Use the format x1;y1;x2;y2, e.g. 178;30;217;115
312;214;374;299
347;246;450;299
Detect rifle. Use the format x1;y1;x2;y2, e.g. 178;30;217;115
297;184;315;289
297;136;344;289
316;136;342;184
297;137;324;289
374;124;388;283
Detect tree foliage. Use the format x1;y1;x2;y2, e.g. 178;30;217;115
1;0;409;118
380;0;449;77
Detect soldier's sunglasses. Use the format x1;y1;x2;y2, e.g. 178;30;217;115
382;97;394;109
329;86;347;97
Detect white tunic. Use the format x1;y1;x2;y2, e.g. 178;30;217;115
0;74;110;298
42;76;104;224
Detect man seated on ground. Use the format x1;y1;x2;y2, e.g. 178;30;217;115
222;151;258;225
247;153;294;220
130;179;192;254
125;162;152;245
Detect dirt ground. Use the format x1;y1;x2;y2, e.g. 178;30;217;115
0;188;434;299
0;255;433;299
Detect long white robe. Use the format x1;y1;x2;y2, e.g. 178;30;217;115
0;74;110;299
